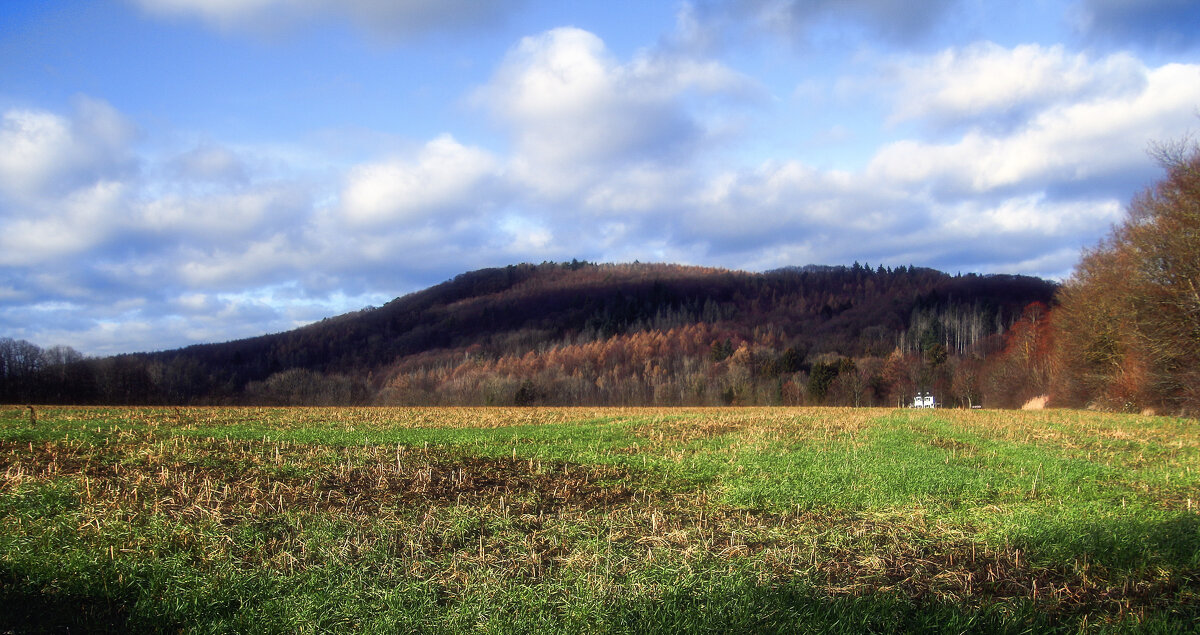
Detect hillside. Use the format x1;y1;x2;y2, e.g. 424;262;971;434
2;261;1057;406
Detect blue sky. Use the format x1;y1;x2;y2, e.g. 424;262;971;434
2;0;1199;355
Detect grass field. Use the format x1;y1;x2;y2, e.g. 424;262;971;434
1;405;1198;633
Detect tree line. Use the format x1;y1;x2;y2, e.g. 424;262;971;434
1050;138;1200;414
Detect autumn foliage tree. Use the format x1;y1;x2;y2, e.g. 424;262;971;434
983;302;1054;408
1054;138;1200;413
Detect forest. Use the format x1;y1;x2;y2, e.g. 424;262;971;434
2;141;1197;414
0;263;1058;408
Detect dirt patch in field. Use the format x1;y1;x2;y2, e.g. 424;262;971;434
632;417;748;446
0;439;121;481
319;454;644;513
0;438;651;519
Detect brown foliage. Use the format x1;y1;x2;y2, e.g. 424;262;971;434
982;303;1056;409
1054;138;1200;413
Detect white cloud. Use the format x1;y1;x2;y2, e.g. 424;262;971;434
643;52;1198;277
581;165;692;214
339;135;500;226
870;60;1200;194
138;185;310;241
176;233;312;288
498;215;553;252
0;99;323;281
478;27;751;198
0;181;128;266
0;110;74;196
939;196;1123;237
174;292;213;313
0;98;136;200
684;160;902;237
462;36;1196;282
888;43;1146;125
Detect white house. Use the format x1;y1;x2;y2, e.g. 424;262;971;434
912;392;936;409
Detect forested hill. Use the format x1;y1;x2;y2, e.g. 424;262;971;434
3;261;1057;406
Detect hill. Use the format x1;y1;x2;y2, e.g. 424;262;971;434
2;261;1057;406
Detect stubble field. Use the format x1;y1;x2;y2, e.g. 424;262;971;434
1;405;1198;633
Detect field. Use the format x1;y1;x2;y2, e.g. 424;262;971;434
1;406;1198;633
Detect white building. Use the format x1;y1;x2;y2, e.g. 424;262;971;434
912;392;936;409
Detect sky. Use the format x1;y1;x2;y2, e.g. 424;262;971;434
2;0;1199;356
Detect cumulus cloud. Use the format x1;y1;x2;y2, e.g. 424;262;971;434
581;164;695;214
603;51;1200;278
887;43;1147;127
0;98;345;353
871;58;1200;198
669;159;918;266
0;182;128;267
130;0;522;38
12;122;513;341
0;97;136;200
478;27;751;198
137;185;311;244
0;101;317;277
175;234;314;288
477;32;1196;282
0;99;140;268
339;135;501;226
680;163;1119;278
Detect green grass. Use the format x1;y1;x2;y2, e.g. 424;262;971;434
1;405;1198;632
